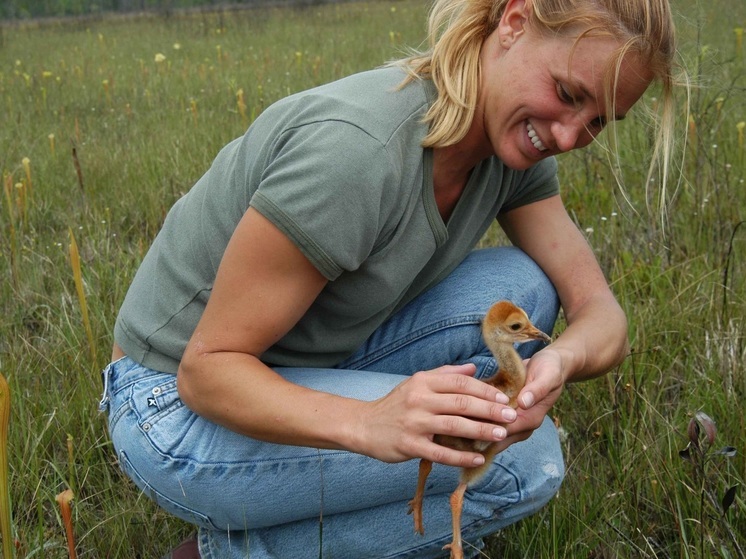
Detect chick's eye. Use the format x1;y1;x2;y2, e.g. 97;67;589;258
510;323;521;331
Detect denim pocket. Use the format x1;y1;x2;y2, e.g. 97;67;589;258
131;377;183;429
118;449;219;530
108;372;179;437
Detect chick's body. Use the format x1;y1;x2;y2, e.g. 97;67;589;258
408;301;551;559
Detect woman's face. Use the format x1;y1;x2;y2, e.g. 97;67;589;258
476;0;653;170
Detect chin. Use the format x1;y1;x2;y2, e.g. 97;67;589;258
493;143;535;171
498;153;536;171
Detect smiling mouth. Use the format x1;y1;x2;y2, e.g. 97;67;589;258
526;121;547;152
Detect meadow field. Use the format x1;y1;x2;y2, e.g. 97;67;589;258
1;0;745;557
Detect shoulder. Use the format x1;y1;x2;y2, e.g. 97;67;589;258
256;67;431;146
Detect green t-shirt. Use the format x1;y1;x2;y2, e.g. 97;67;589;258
114;66;559;374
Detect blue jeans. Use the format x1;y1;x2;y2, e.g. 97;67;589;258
100;247;564;558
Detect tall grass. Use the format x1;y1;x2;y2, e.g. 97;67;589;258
0;1;744;557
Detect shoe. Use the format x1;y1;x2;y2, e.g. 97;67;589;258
160;536;200;559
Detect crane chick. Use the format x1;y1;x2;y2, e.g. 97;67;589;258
408;300;551;559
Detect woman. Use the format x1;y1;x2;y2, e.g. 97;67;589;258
100;0;678;557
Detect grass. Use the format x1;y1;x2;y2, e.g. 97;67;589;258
0;0;745;557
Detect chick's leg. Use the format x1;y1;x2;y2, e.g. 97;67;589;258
407;459;432;535
443;481;467;559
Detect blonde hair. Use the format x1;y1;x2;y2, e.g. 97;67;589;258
394;0;681;207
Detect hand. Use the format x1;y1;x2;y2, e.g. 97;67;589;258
489;347;566;453
352;363;519;467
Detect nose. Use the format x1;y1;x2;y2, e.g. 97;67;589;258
550;119;594;152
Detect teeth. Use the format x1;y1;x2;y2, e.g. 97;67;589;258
526;122;547;152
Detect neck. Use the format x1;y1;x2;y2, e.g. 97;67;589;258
432;132;492;221
486;339;526;383
433;121;492;177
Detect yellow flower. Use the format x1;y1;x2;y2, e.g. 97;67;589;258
173;42;181;50
42;71;53;78
154;53;167;63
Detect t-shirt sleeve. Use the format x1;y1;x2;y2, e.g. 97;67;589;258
500;156;560;213
250;119;397;281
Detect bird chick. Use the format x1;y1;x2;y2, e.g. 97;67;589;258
407;300;551;559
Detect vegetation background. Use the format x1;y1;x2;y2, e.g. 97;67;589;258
1;0;304;21
0;0;745;557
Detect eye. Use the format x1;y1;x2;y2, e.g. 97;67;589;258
588;116;608;132
510;323;521;331
556;81;575;104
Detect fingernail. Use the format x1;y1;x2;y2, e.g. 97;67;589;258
495;392;509;404
493;426;506;439
501;408;516;421
521;392;535;408
473;455;485;466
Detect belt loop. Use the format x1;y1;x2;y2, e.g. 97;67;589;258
98;363;113;412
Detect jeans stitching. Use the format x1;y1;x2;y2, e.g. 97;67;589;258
342;313;485;370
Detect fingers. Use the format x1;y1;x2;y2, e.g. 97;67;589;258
433;411;511;442
517;350;565;411
407;372;517;432
416;439;489;469
414;368;509;405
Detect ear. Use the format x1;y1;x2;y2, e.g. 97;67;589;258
497;0;529;48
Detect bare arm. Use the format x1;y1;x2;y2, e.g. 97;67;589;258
177;208;517;467
489;194;629;448
498;194;629;384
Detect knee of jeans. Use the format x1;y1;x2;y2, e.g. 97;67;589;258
469;418;564;509
471;247;559;329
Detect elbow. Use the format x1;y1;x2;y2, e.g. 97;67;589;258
176;352;203;414
612;305;631;368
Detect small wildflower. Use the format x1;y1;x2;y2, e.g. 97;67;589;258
154;53;166;63
56;489;77;559
688;114;696;143
236;89;247;123
21;157;31;192
173;42;181;50
42;71;53;78
190;98;198;125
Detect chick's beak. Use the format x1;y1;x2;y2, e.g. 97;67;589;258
525;326;552;344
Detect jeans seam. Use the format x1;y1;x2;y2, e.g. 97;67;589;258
342;313;484;370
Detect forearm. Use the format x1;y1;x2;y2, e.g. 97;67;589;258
551;291;629;383
177;352;364;452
